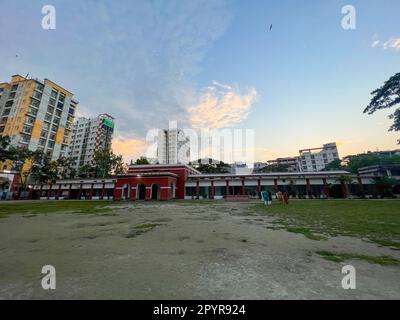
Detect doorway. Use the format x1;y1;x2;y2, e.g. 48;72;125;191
137;184;146;200
151;184;160;200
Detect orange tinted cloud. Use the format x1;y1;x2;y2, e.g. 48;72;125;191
112;136;148;163
188;82;257;129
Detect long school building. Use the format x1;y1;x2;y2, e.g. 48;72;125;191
31;164;379;201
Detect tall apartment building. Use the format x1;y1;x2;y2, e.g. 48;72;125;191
68;114;114;170
298;142;340;172
157;128;190;164
0;75;77;168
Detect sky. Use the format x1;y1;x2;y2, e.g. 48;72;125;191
0;0;399;163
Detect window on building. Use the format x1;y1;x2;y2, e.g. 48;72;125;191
28;107;38;116
30;99;40;108
11;84;18;91
47;106;55;114
33;91;42;100
36;83;44;92
45;114;52;122
51;90;58;99
49;98;56;106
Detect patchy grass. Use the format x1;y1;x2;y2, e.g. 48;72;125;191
317;250;400;266
134;223;162;230
125;223;164;238
285;227;327;241
254;200;400;248
0;201;117;217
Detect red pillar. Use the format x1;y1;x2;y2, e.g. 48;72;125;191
274;178;278;191
322;178;330;198
101;183;105;200
40;184;43;199
341;182;348;199
56;184;62;200
196;180;200;199
130;184;137;201
77;183;83;200
226;180;230;197
306;178;312;198
210;180;215;199
47;184;52;200
89;183;94;200
68;184;72;200
357;177;364;195
145;185;151;201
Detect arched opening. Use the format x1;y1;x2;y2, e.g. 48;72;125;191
137;184;146;200
151;184;160;200
122;184;131;200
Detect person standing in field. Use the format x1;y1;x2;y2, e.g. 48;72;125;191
283;191;289;205
261;190;269;206
276;190;283;204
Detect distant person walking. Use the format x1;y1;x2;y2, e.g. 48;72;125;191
276;191;283;204
283;191;289;205
261;190;272;206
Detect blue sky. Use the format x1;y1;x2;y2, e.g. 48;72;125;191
1;0;399;162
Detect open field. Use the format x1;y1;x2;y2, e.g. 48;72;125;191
0;200;399;299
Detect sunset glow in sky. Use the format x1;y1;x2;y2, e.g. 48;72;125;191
1;0;399;162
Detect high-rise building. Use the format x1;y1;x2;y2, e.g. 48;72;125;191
157;128;190;164
67;113;114;170
0;74;77;168
298;142;340;172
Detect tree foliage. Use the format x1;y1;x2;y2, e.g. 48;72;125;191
190;158;231;174
134;156;150;165
364;72;400;137
343;153;400;173
92;149;126;178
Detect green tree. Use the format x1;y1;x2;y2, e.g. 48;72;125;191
323;159;344;171
343;153;400;173
373;176;398;197
92;149;126;178
134;156;150;165
114;155;127;175
364;72;400;143
0;136;13;162
191;158;231;174
30;152;58;184
56;157;75;179
77;164;95;179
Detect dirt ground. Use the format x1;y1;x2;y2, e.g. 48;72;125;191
0;201;399;300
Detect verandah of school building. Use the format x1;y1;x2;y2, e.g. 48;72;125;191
29;165;377;201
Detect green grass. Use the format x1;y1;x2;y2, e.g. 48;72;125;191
317;250;400;266
0;201;116;217
285;227;327;241
254;200;400;248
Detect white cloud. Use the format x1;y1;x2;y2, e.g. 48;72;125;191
188;82;257;129
371;40;380;48
383;37;400;50
371;36;400;50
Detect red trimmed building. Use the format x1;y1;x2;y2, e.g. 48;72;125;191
28;164;384;200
